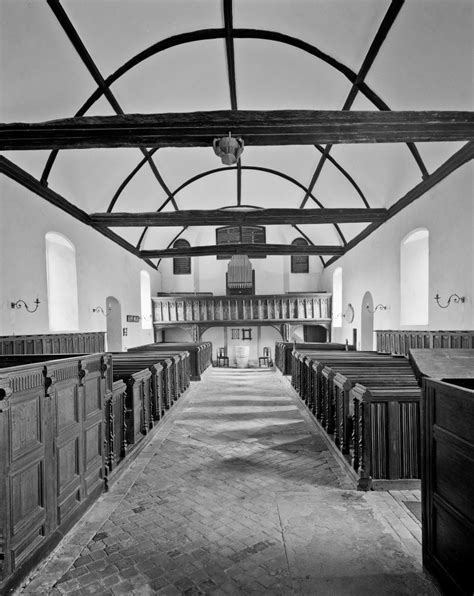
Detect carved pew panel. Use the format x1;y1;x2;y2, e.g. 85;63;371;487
376;330;474;357
0;333;105;356
351;384;420;487
0;353;107;592
422;377;474;596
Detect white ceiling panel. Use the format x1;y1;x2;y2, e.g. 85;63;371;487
111;39;229;113
62;0;223;76
234;0;388;71
235;39;351;110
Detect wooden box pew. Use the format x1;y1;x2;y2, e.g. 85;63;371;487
129;344;191;384
129;351;189;402
350;383;421;489
422;377;474;596
0;332;105;356
329;369;419;455
128;342;212;380
111;353;171;421
290;349;416;431
276;341;355;375
319;362;418;437
291;349;407;406
0;352;109;593
376;329;474;357
145;351;190;396
109;361;153;449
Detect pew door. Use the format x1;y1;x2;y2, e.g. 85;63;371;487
80;356;105;498
49;360;84;527
2;365;52;577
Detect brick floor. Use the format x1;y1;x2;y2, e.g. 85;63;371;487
17;368;441;595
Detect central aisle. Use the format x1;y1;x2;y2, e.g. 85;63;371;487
19;368;439;595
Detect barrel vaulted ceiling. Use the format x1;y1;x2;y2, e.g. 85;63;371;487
1;0;473;269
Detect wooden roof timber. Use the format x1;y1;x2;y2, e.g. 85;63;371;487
90;208;387;227
47;0;178;210
1;141;472;266
1;110;473;150
300;0;412;208
140;244;344;259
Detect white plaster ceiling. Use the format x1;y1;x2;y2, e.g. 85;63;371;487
1;0;472;269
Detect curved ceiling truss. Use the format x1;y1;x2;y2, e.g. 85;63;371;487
31;0;446;271
41;8;428;200
115;165;349;248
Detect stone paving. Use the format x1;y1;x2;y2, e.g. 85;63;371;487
17;368;441;595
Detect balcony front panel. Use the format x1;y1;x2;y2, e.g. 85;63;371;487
152;294;331;326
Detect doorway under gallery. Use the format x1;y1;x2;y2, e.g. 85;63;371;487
106;296;122;351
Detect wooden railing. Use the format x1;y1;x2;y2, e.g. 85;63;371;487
376;329;474;357
0;332;105;355
152;293;331;325
291;349;421;489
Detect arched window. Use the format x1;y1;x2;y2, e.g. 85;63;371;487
332;267;342;328
291;238;309;273
173;239;191;274
45;232;79;331
140;270;152;329
401;229;429;325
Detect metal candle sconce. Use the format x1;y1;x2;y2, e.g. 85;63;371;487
11;298;41;313
365;303;387;314
434;293;465;309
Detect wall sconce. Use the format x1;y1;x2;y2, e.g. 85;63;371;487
92;305;110;316
434;293;465;308
365;303;388;314
11;298;41;313
213;132;244;165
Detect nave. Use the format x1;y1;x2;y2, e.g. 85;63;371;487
17;368;439;596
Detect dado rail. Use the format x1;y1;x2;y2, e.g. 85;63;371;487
152;293;332;340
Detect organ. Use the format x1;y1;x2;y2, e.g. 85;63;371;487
226;254;254;295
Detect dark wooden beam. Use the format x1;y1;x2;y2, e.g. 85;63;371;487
300;1;426;208
223;0;238;110
0;156;157;269
140;243;343;258
90;208;387;227
2;111;472;150
324;141;474;267
47;0;178;211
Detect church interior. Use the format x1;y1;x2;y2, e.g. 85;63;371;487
1;1;473;594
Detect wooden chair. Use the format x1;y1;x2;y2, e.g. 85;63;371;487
216;347;229;367
259;347;273;367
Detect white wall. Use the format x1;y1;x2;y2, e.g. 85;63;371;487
158;226;322;296
321;164;474;348
0;177;161;350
